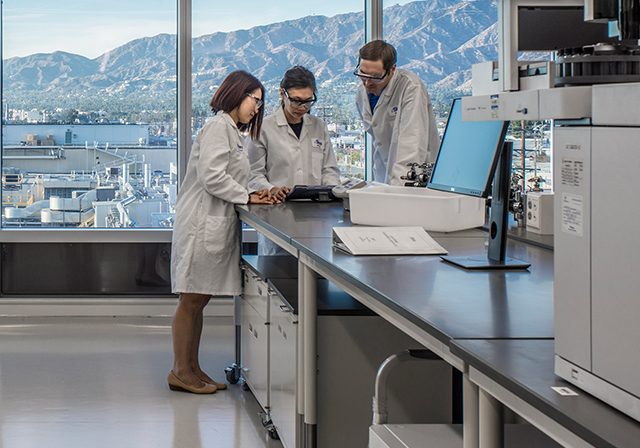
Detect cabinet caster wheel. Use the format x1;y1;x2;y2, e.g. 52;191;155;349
268;428;280;440
242;381;250;391
225;368;240;384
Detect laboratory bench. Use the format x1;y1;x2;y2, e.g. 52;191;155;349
235;200;640;448
243;254;374;316
239;254;453;448
238;201;554;346
450;339;640;448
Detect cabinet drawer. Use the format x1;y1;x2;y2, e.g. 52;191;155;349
242;266;270;321
241;299;269;410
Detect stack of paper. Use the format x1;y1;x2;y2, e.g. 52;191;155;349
332;226;448;256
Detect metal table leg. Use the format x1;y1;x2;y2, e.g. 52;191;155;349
479;388;504;448
300;260;317;448
464;369;479;448
297;259;305;448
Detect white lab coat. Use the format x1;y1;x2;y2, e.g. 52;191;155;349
247;106;341;255
355;68;440;186
247;106;341;192
171;112;250;296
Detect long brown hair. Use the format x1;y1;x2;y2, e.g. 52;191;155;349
210;70;265;140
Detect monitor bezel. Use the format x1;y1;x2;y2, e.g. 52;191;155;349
427;98;509;198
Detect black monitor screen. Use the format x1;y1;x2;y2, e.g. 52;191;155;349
427;98;509;198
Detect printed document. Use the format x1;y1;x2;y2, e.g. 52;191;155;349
332;226;447;256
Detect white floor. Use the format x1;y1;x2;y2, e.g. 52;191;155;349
0;316;283;448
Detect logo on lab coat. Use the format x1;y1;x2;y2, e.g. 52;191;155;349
390;106;398;116
313;139;323;148
236;143;244;152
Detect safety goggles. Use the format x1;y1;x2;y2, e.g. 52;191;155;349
352;64;390;83
283;89;317;109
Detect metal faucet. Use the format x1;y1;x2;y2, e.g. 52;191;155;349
401;162;434;187
510;172;525;227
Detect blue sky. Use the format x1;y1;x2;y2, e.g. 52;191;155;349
2;0;415;59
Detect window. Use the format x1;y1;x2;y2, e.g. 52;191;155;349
2;1;178;228
191;0;365;180
381;1;552;191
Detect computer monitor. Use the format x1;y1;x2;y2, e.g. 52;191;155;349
428;98;529;270
428;98;509;198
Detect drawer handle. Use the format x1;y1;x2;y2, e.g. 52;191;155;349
278;305;292;313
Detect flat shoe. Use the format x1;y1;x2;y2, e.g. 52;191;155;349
195;373;227;390
168;371;217;394
210;381;227;390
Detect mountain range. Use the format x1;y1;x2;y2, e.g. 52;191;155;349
2;0;500;115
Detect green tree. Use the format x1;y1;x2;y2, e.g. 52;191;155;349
64;108;79;123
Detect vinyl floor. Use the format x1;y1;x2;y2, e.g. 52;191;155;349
0;317;284;448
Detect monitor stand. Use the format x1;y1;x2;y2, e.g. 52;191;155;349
441;142;531;270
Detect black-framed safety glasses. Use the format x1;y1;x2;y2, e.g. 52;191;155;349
283;89;317;109
352;63;390;83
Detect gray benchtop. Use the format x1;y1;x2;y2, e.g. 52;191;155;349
451;339;640;448
237;202;351;242
241;254;374;316
293;235;554;343
238;202;554;344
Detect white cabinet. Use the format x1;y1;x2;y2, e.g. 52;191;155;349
241;261;298;447
241;256;453;448
269;293;298;448
241;266;270;411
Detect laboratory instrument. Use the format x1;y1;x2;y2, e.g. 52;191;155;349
462;0;640;422
525;191;554;235
331;177;368;210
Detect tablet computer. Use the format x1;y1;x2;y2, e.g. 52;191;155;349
285;185;337;201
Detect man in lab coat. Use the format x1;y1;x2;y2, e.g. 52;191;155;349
354;40;440;185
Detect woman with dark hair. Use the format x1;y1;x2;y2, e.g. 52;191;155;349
169;70;274;394
247;66;340;254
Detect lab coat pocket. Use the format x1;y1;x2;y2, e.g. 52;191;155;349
311;148;325;180
204;215;239;255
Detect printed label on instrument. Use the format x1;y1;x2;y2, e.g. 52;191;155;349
490;95;499;119
562;193;583;236
552;386;579;396
561;157;584;188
